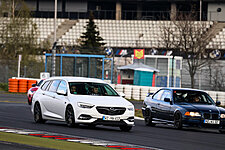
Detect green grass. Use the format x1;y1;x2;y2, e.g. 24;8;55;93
0;83;8;91
0;132;111;150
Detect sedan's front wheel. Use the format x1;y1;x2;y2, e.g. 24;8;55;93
65;105;77;127
34;103;46;123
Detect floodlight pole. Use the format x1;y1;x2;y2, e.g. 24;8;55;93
200;0;202;21
51;0;57;76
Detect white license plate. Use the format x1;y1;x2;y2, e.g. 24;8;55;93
102;116;120;121
204;119;220;124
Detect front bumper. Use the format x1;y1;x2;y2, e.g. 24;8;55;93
74;106;134;127
182;116;225;129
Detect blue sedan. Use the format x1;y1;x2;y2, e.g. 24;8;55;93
142;88;225;133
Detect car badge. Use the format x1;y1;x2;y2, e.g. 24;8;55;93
209;110;212;112
109;107;115;111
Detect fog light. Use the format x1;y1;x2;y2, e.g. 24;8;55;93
127;117;134;122
78;114;92;120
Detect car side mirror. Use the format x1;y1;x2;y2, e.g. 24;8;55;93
32;84;36;87
119;92;125;98
216;101;221;106
57;89;67;96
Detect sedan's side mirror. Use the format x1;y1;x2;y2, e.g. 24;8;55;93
57;89;67;96
32;84;37;87
119;92;125;98
216;101;221;106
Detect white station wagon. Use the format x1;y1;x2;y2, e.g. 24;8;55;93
31;77;134;131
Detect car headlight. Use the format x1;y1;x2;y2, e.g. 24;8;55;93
220;114;225;118
127;105;134;111
185;112;201;117
127;107;134;111
77;102;94;109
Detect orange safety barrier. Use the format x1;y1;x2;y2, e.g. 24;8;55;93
8;78;19;93
18;79;28;93
27;80;37;89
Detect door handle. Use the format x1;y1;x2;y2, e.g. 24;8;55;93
157;103;160;105
42;93;45;95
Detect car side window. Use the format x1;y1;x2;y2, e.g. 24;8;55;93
57;81;67;94
48;80;60;92
152;90;164;100
161;90;171;101
41;81;50;91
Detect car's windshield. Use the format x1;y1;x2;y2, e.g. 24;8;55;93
69;82;119;96
173;90;215;105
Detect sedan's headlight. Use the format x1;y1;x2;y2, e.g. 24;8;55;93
220;114;225;118
127;107;134;111
185;112;201;117
77;102;94;109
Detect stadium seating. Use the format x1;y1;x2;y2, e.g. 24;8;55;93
0;17;220;49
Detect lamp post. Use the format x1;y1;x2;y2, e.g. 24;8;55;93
51;0;57;76
200;0;202;21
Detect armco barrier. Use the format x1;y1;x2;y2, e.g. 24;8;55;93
8;78;19;93
113;84;225;105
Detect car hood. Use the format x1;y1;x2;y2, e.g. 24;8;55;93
69;95;133;107
179;103;220;113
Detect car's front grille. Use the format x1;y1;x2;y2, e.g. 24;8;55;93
203;113;219;119
96;106;126;115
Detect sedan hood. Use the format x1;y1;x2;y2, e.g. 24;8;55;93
69;95;133;107
179;104;219;113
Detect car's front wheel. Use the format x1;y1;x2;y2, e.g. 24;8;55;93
174;111;182;129
144;109;155;127
65;105;77;127
120;126;132;132
34;103;46;123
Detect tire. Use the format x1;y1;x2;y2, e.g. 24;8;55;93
174;111;182;129
34;103;46;123
144;109;155;127
65;105;77;127
219;130;225;134
120;126;132;132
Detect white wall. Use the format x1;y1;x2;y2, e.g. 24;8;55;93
208;3;225;21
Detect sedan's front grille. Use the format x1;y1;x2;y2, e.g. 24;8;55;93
96;106;126;115
203;113;219;119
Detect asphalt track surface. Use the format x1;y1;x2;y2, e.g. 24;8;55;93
0;93;225;150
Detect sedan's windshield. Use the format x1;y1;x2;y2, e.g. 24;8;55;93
69;82;119;96
173;90;215;105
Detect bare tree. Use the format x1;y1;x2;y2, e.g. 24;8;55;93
0;0;38;60
160;12;214;88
